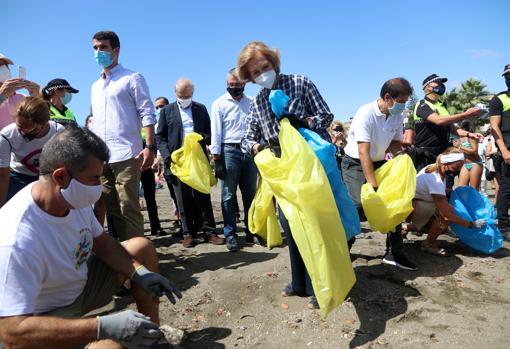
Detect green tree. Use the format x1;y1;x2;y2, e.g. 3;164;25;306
444;78;492;114
444;78;492;128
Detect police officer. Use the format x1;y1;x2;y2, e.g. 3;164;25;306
407;74;482;172
489;64;510;240
41;78;79;128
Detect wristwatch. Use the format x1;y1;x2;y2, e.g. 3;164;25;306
145;143;157;152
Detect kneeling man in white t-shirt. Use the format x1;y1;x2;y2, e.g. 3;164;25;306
0;127;181;349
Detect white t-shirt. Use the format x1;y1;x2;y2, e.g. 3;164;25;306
415;167;446;202
344;100;404;161
0;183;103;316
0;121;64;176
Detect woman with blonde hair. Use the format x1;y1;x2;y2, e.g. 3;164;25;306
404;147;486;255
0;96;64;207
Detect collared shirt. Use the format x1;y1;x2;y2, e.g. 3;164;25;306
178;104;194;139
241;74;333;155
210;92;252;155
344;100;403;162
90;64;156;163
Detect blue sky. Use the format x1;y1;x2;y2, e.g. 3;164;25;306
3;0;508;125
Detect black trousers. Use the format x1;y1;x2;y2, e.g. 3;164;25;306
165;174;216;237
278;207;314;296
495;154;510;222
341;155;404;255
140;168;161;231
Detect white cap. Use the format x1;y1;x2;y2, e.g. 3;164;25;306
0;53;14;65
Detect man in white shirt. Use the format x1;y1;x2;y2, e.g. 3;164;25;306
210;69;258;251
0;127;181;349
342;77;417;270
90;31;157;241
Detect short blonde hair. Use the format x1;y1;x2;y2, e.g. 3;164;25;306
237;41;280;82
16;96;50;124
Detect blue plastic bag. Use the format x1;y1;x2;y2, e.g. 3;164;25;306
299;128;361;240
449;186;503;254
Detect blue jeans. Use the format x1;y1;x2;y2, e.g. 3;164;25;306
221;145;257;239
7;171;38;201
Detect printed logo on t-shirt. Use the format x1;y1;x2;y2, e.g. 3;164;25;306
20;148;42;174
74;228;93;269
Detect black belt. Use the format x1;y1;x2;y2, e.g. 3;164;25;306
223;143;241;149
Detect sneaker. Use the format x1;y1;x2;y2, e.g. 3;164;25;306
205;234;226;245
281;283;302;297
182;235;195;248
307;296;320;309
226;236;238;252
383;251;417;271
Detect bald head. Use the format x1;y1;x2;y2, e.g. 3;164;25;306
174;78;194;99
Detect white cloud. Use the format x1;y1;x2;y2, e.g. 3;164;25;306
466;48;502;59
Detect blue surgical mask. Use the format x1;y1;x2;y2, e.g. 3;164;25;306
95;50;112;68
155;109;160;118
60;92;72;105
389;101;406;116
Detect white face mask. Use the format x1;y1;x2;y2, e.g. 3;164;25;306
61;178;102;209
0;65;12;82
255;69;276;89
177;97;192;109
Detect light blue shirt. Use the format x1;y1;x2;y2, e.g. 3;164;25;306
178;104;194;140
91;64;156;163
210;92;252;155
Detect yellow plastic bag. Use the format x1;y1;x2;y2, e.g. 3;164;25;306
361;154;416;233
170;132;217;194
248;178;282;249
255;119;355;318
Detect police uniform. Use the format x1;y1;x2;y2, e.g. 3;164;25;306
409;74;451;172
489;63;510;230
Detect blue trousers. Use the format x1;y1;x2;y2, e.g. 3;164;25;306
220;145;257;239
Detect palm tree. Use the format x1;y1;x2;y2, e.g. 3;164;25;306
444;78;492;128
444;78;492;115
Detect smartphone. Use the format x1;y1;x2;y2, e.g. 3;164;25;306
18;66;26;79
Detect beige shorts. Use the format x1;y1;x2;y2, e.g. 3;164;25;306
411;200;437;231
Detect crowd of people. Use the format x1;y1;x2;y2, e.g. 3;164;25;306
0;31;509;348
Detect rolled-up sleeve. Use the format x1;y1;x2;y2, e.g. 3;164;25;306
0;134;11;168
303;78;333;130
210;100;223;155
241;104;261;156
131;73;156;127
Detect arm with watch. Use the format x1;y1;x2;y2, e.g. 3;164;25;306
136;124;156;171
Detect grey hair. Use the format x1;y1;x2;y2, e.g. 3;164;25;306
39;127;110;175
174;78;194;93
227;68;240;81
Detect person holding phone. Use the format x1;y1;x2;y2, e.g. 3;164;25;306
41;78;79;128
0;53;40;130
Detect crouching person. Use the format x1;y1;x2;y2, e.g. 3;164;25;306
0;127;181;349
404;147;485;256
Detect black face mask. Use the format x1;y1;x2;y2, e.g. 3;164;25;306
432;84;446;96
445;169;460;177
227;87;244;98
506;79;510;90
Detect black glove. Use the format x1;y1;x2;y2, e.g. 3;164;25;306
283;114;309;130
214;159;226;180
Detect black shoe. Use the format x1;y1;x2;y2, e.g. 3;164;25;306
151;228;168;237
383;251;417;271
226;236;238;252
